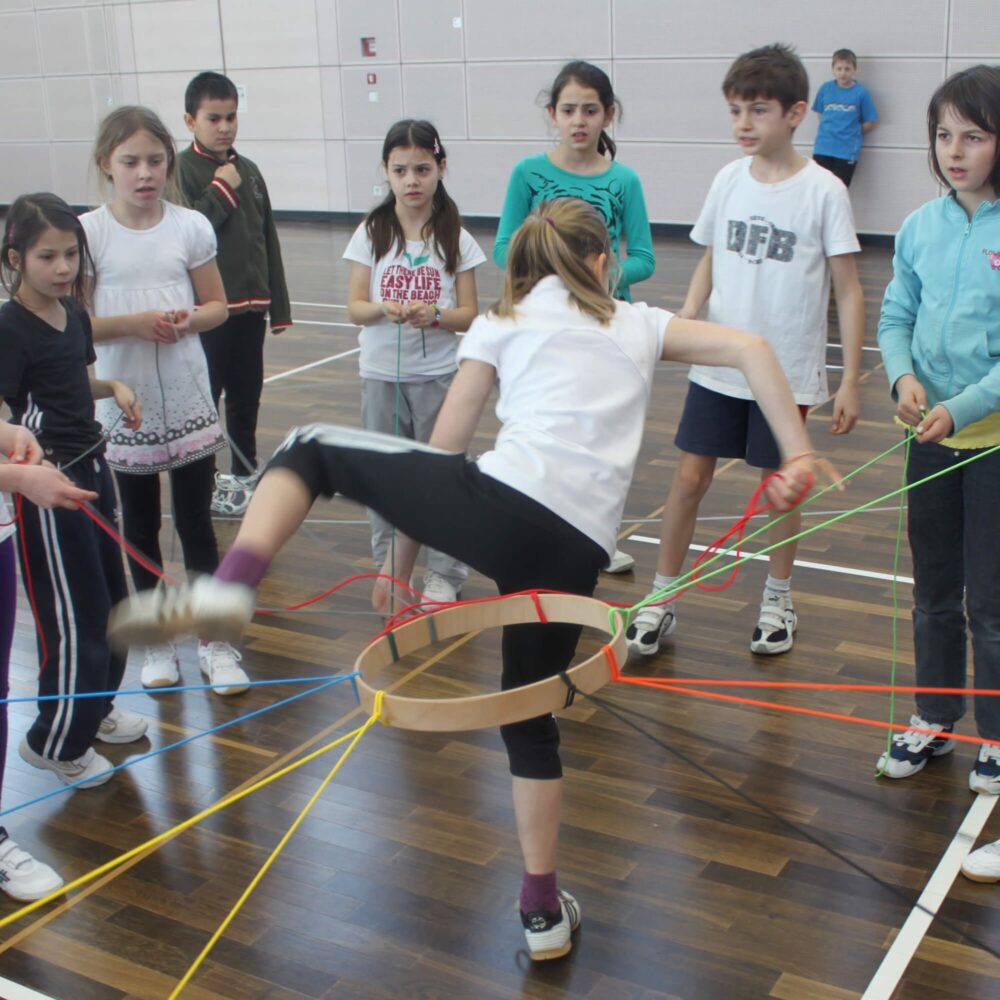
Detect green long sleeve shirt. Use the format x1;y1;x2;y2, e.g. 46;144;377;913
492;154;655;300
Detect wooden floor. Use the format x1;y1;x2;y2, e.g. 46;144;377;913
2;221;1000;999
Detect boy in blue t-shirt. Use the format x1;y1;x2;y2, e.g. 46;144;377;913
812;48;878;188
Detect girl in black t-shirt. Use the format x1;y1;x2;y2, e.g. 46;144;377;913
0;192;146;792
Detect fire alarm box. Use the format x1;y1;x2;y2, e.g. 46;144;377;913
361;37;376;57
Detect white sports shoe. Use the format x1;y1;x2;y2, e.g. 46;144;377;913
750;591;797;655
625;603;677;657
0;830;64;901
521;889;581;961
96;706;149;744
198;641;250;696
107;577;255;649
962;839;1000;882
19;738;113;789
211;471;259;516
421;570;458;604
140;642;180;688
604;549;635;574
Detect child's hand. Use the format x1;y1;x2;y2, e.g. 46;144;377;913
13;465;96;510
153;309;193;340
830;381;860;435
915;404;954;444
6;426;44;465
894;374;928;427
270;322;290;336
131;311;177;344
214;162;242;191
404;301;436;329
767;452;844;511
111;382;142;430
381;301;404;323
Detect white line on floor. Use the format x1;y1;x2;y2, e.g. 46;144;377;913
291;300;347;309
860;793;999;1000
291;319;358;329
0;977;58;1000
263;347;360;383
626;535;914;584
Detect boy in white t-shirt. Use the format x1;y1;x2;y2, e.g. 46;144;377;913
628;43;865;659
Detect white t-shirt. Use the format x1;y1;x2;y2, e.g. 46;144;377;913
343;225;486;381
457;276;671;558
82;202;225;472
0;496;14;545
688;158;860;405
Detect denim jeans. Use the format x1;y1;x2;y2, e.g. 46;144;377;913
907;440;1000;738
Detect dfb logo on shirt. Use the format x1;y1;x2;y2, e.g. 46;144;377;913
727;216;797;265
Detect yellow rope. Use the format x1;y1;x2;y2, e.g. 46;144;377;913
0;698;385;934
168;692;385;997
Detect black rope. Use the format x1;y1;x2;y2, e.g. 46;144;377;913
557;674;1000;962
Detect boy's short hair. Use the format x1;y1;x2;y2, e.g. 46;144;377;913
832;48;858;67
722;43;809;111
185;71;239;116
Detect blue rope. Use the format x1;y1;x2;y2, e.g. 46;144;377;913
0;674;343;707
1;673;358;819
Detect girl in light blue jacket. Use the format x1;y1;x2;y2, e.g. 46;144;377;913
876;65;1000;793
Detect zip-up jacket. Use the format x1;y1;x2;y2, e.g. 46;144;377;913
177;140;292;328
878;193;1000;433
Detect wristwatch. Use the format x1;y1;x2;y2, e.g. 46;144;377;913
430;305;441;329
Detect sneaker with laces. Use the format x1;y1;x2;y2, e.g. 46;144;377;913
211;471;259;516
421;570;459;604
18;738;113;788
198;641;250;696
0;829;64;901
604;549;635;574
962;839;1000;882
750;591;797;655
876;714;955;778
625;603;677;657
140;642;180;688
521;889;581;961
96;706;149;744
107;577;255;649
969;743;1000;795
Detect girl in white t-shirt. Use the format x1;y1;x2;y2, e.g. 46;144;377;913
345;119;485;604
84;106;248;696
108;198;818;962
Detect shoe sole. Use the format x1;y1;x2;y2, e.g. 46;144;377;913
18;740;112;789
527;940;573;961
961;866;1000;883
968;774;1000;795
199;670;249;697
878;741;955;778
95;725;149;745
108;605;249;651
142;673;180;689
1;878;66;902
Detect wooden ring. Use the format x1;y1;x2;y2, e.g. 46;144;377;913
353;593;625;732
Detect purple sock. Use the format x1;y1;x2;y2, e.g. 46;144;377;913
215;546;270;588
520;871;559;915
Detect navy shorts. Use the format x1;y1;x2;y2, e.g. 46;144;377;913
675;381;808;470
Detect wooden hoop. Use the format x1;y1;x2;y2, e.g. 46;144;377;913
353;593;626;732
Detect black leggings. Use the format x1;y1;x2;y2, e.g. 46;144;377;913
269;425;607;780
115;456;219;592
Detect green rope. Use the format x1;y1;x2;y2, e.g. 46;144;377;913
388;319;403;611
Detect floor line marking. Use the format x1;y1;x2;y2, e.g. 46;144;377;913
263;348;360;383
860;793;999;1000
626;535;914;584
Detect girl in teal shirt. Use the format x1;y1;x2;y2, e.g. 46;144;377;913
493;61;655;303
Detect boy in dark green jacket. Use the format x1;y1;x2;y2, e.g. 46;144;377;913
178;71;292;515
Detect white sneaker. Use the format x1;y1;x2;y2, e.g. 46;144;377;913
604;548;635;574
198;641;250;696
750;591;797;655
140;642;180;688
625;603;677;657
876;714;955;779
421;570;458;604
0;830;64;901
96;706;148;744
521;889;581;961
107;576;255;649
211;471;259;516
19;738;113;789
962;839;1000;882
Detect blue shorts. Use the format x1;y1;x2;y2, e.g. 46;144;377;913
675;381;808;470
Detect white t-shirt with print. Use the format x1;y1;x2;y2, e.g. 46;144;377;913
343;225;486;382
688;157;860;405
457;275;671;558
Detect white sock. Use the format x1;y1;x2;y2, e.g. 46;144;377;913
652;574;679;596
764;574;791;595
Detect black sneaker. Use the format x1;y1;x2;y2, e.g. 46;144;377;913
520;889;581;960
